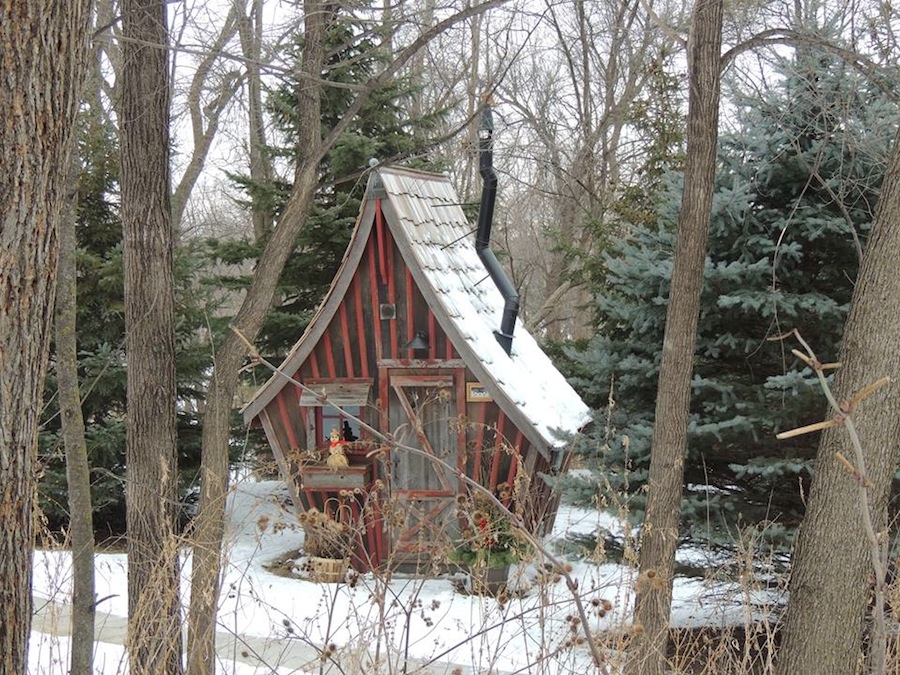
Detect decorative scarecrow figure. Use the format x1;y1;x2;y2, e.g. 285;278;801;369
326;427;349;470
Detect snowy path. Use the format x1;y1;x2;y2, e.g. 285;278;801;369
31;592;490;674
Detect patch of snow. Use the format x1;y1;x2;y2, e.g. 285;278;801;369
29;478;772;674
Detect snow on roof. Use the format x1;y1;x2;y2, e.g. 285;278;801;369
377;166;590;451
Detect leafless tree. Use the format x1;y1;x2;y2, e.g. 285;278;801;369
95;0;250;232
238;0;275;241
493;0;688;339
0;3;92;672
55;158;97;675
170;1;244;230
120;0;182;672
625;1;723;673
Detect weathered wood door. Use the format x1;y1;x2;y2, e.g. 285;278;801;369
386;371;463;561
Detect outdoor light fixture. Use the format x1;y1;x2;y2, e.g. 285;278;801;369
402;330;429;351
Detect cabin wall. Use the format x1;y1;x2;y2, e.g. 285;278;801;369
465;399;525;493
283;200;461;375
464;396;557;528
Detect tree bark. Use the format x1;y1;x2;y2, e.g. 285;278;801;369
120;1;182;673
775;128;900;675
627;1;723;673
56;163;96;675
185;2;325;672
0;3;91;673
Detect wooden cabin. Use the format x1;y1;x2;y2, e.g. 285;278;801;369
242;164;590;571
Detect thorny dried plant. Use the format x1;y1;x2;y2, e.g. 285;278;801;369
298;507;353;560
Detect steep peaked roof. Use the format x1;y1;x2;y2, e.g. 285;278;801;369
243;165;590;454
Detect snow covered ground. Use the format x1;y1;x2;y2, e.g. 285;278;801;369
28;478;775;674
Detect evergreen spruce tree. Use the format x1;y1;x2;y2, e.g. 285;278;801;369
564;53;896;549
212;4;443;355
39;118;222;535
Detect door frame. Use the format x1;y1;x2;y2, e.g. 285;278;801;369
379;366;466;559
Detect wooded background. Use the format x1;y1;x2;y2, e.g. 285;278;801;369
3;0;900;673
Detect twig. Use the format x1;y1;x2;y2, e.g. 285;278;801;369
775;419;838;440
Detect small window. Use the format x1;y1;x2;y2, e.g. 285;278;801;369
318;405;362;447
300;379;371;450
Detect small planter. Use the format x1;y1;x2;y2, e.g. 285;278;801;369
300;465;367;490
469;564;509;596
307;556;349;583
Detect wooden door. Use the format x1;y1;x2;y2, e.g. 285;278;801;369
386;371;463;562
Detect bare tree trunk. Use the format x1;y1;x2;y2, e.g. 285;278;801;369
238;0;275;242
56;164;96;675
626;1;723;673
185;2;325;671
0;3;91;672
186;167;320;675
775;128;900;675
120;1;181;673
